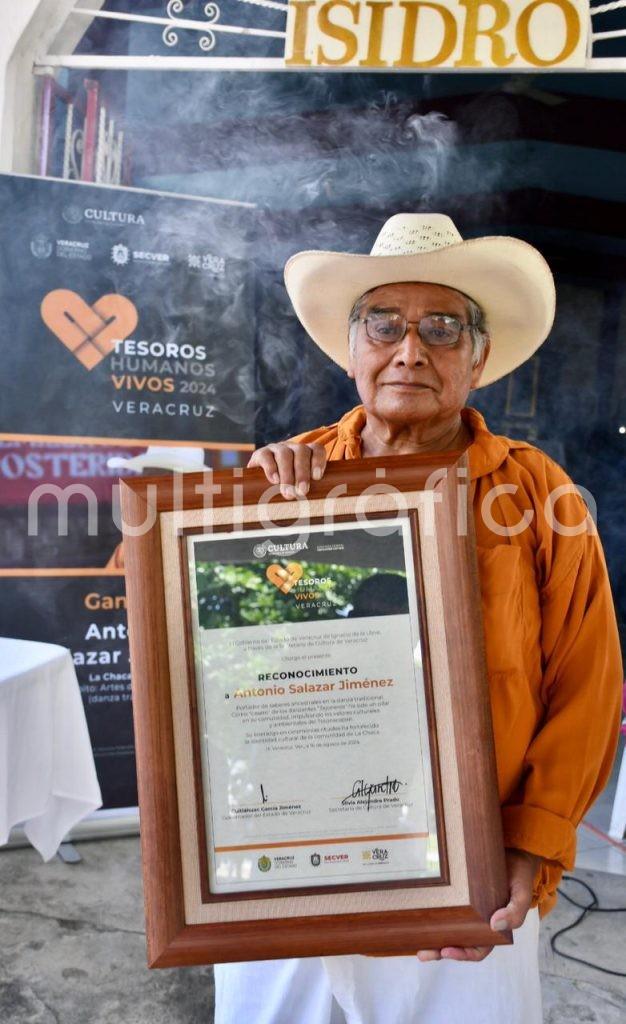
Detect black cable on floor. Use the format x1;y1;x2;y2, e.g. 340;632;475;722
551;875;626;978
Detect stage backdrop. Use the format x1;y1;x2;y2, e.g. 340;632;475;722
0;174;257;809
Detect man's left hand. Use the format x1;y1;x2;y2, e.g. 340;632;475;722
416;847;541;963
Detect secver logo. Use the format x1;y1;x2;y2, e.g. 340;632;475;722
253;539;308;559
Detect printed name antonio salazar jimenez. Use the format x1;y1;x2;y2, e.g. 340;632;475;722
239;665;395;696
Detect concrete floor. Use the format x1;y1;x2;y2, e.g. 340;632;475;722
1;837;625;1024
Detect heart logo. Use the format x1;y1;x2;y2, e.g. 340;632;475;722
41;289;138;370
266;562;303;594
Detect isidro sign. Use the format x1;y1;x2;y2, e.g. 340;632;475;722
285;0;589;68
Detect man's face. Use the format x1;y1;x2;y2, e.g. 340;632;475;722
347;282;490;427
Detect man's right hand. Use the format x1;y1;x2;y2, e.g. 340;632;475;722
246;442;329;499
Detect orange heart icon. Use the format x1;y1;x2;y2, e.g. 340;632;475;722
266;562;303;594
41;289;138;370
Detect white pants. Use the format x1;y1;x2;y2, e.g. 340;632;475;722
214;907;542;1024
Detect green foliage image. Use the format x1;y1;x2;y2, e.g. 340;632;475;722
194;561;408;629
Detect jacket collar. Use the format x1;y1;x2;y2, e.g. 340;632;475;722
336;404;511;480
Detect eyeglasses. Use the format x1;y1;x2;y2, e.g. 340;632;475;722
355;312;470;348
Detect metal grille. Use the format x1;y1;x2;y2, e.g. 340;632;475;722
33;0;626;72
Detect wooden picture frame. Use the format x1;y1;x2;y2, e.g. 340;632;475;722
120;451;511;967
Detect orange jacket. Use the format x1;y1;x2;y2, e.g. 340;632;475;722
289;404;623;917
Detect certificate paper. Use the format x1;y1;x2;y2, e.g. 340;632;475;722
187;517;440;893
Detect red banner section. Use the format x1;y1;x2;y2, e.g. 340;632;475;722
0;440;143;505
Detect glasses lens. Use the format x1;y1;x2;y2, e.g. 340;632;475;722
365;313;405;343
420;315;462;346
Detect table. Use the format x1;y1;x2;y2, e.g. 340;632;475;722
0;637;102;860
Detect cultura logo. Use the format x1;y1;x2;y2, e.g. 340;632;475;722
257;855;272;873
253;539;308;558
85;208;145;224
310;853;321;867
41;290;138;370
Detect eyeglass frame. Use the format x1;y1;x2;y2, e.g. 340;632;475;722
351;312;472;348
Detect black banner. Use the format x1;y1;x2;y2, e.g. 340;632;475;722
0;174;256;446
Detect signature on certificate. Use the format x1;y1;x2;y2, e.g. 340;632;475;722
341;776;405;811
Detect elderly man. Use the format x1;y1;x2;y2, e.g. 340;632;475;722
214;214;622;1024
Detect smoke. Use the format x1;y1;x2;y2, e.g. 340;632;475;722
402;110;460;203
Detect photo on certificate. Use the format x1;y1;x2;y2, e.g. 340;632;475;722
185;517;442;895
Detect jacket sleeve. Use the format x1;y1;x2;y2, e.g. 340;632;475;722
501;503;623;869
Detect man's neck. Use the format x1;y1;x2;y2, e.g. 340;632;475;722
360;413;471;458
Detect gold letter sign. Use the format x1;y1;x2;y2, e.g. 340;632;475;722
285;0;588;69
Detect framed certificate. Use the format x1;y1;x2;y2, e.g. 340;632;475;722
121;452;511;966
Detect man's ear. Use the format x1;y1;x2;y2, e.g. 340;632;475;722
470;336;491;389
346;336;356;380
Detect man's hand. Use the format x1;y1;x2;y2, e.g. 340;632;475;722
416;848;541;963
247;442;328;499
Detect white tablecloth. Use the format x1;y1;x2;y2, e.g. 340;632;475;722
0;637;102;860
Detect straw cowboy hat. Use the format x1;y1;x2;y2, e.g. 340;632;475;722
284;213;556;387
